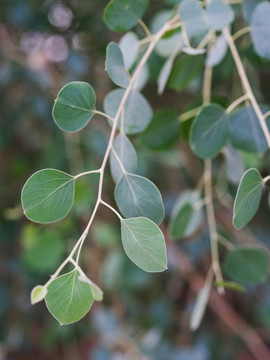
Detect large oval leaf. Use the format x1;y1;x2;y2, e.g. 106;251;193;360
110;134;137;183
224;247;268;284
243;0;264;23
104;89;152;134
120;217;167;272
233;168;262;229
105;42;130;88
21;169;75;224
205;0;234;30
190;104;229;159
115;173;164;225
53;82;96;132
251;2;270;59
103;0;149;32
45;270;94;325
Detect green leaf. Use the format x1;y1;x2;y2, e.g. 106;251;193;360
214;281;246;293
190;104;229;159
168;55;204;92
157;58;174;95
178;0;209;43
115;173;164;225
21;169;75;224
169;190;202;239
78;276;103;302
140;110;181;151
104;89;152;134
233;168;262;229
251;2;270;59
120;217;167;272
110;134;137;183
53;82;96;133
103;0;149;32
31;285;47;305
45;270;94;325
119;32;139;70
224;247;268;284
205;0;234;30
229;106;270;153
105;42;130;88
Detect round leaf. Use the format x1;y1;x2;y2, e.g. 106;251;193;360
45;270;94;325
120;217;167;272
105;42;130;88
119;32;139;70
21;169;75;224
224;247;268;284
31;285;47;305
243;0;264;23
205;33;227;67
115;173;164;225
205;0;234;30
190;104;229;159
53;82;96;132
251;2;270;59
233;168;262;229
104;89;152;134
224;146;245;185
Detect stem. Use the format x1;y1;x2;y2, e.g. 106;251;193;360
74;169;100;180
232;27;251;42
218;234;235;251
197;29;215;50
226;94;250;114
223;27;270;148
100;200;123;220
179;106;202;122
94;109;115;123
111;147;127;174
263;175;270;184
138;19;151;37
264;110;270;120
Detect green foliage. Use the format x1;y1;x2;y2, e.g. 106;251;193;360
105;42;130;88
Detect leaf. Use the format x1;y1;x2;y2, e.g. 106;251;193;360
103;0;149;32
168;55;204;92
214;281;246;293
224;146;245;185
224;247;268;284
115;173;164;225
233;168;262;229
53;82;96;133
104;88;152;134
21;169;75;224
190;104;229;159
169;190;203;239
119;32;139;70
243;0;264;23
157;57;174;95
140;109;181;151
251;2;270;59
182;47;206;55
205;0;234;31
178;0;209;43
31;285;47;305
205;33;227;67
190;279;211;331
229;106;270;153
110;134;137;183
45;270;94;325
120;217;167;272
105;42;130;88
78;276;103;302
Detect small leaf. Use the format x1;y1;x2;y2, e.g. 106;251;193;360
205;33;227;67
224;146;245;185
224;247;268;284
78;276;103;302
169;190;203;239
103;0;149;32
119;32;139;70
53;82;96;133
115;173;164;225
233;168;262;229
45;270;94;325
157;57;174;95
190;104;229;159
251;2;270;59
31;285;47;305
120;217;167;272
214;281;246;293
110;134;137;183
205;0;234;30
140;109;181;151
21;169;75;224
104;88;152;134
190;279;211;331
105;42;130;88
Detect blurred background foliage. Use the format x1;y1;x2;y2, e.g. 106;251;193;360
1;0;270;359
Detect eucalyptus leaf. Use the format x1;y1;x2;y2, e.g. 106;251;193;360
157;57;174;95
243;0;264;23
190;104;229;159
120;217;167;272
103;0;149;32
119;32;139;70
21;169;75;224
251;2;270;59
45;270;94;325
105;42;130;88
53;82;96;132
190;279;211;331
31;285;47;305
224;247;268;284
104;88;152;134
78;276;103;302
110;134;137;183
233;168;262;229
205;33;227;67
224;146;245;185
205;0;234;30
115;173;164;225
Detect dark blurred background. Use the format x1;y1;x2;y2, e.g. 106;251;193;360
1;1;270;359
